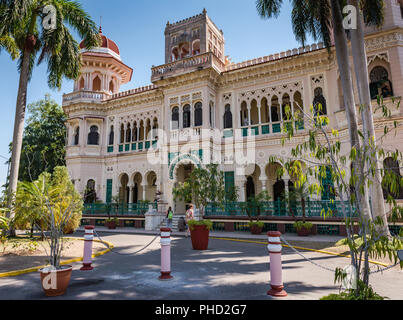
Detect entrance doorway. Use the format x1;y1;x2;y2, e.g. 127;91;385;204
174;163;195;214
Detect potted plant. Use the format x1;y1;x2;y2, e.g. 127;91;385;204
15;167;83;297
188;219;213;250
286;181;314;236
105;217;119;229
241;191;270;235
173;164;226;250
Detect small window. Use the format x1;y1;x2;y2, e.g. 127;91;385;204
313;88;327;116
88;126;99;145
223;104;233;129
109;126;114;146
183;105;191;128
194;102;203;127
73;127;80;145
369;66;393;100
171;107;179;130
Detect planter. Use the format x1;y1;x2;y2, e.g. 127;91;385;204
296;226;311;237
190;225;210;250
250;224;263;235
105;221;117;229
39;265;72;297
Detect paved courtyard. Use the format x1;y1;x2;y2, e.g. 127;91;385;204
0;233;402;300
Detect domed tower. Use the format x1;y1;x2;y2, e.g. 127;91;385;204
74;27;133;95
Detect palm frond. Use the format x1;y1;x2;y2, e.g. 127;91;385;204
256;0;284;19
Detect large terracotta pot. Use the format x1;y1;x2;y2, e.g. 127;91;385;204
105;220;117;229
250;224;263;235
296;226;311;237
39;265;73;297
190;225;210;250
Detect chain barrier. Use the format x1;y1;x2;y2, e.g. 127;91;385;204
280;236;399;275
280;236;336;272
94;230;159;256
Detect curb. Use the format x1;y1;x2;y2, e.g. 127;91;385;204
0;238;114;278
211;237;390;268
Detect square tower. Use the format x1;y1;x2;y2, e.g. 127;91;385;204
164;9;225;64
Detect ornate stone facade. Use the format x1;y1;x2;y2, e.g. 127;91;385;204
63;4;403;214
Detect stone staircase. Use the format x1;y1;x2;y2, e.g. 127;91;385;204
158;215;186;232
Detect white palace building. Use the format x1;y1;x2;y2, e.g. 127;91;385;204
63;2;403;218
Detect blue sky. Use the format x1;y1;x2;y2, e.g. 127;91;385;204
0;0;313;188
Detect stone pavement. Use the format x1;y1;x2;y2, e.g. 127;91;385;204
0;232;401;300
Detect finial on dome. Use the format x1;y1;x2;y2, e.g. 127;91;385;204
203;8;207;15
99;16;102;33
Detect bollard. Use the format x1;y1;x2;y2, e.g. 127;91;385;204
80;226;95;271
159;227;173;281
267;231;287;297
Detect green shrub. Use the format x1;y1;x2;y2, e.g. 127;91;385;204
188;219;213;231
249;221;264;228
294;221;313;231
320;281;386;300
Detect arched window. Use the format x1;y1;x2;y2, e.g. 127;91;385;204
73;127;80;146
370;66;393;100
382;157;403;199
126;123;132;143
183;104;191;128
152;118;158;139
172;47;179;62
93;76;101;91
223;104;233;129
282;94;291;120
146;119;151;140
79;77;85;90
179;43;190;59
313;88;327;116
271;96;280;122
132;122;138;142
171;107;179;130
108;126;114;146
192;40;200;56
109;80;114;93
84;179;96;204
120;124;125;144
240;101;249;126
194;102;203;127
88;126;99;145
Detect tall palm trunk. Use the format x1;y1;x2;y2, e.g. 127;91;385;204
330;0;372;225
7;48;31;217
348;0;390;237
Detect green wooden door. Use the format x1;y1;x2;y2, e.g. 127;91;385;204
106;179;113;203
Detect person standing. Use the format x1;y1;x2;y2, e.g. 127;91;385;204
185;204;194;238
166;206;173;229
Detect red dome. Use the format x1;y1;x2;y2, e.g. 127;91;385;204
80;27;120;55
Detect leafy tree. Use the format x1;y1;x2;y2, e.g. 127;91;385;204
13;166;83;236
8;95;66;182
272;95;403;299
173;164;226;216
0;0;100;219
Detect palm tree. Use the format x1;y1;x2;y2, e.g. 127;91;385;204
347;0;390;236
256;0;372;227
0;1;100;222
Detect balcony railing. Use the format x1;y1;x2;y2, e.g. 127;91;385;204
205;200;359;218
62;90;110;105
151;52;225;82
83;202;157;216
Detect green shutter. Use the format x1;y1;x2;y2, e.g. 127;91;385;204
225;172;235;200
106;179;113;203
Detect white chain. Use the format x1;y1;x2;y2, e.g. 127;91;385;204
280;236;336;272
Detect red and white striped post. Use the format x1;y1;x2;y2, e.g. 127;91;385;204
267;231;287;297
80;226;95;271
159;227;173;281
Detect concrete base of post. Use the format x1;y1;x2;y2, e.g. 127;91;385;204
158;271;173;281
80;263;94;271
267;285;287;297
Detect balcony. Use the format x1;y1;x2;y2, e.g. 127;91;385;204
151;52;225;82
62;90;111;106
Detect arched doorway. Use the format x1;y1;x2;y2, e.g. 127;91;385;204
273;179;286;216
174;162;195;214
246;176;255;200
